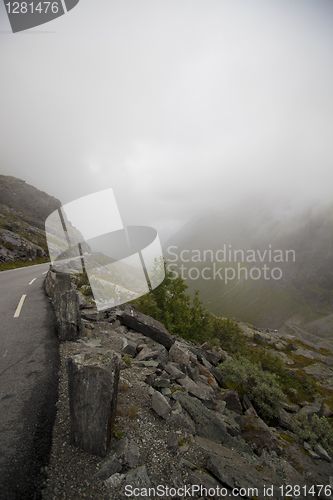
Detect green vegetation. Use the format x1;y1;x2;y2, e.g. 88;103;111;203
217;356;287;420
131;258;246;354
289;413;333;455
131;258;333;448
0;255;50;272
114;429;124;440
122;356;132;367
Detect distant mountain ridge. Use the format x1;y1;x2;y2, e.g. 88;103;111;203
164;200;333;339
0;174;61;267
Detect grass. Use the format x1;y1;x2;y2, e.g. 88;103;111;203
0;256;50;272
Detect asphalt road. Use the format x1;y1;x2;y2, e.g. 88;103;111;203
0;263;59;500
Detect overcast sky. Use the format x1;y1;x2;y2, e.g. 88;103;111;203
1;0;333;235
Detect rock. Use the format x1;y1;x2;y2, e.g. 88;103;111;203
214;400;226;414
242;392;257;414
81;310;100;322
298;398;323;420
166;404;196;434
294;348;315;359
278;408;293;430
221;409;242;437
123;465;152;498
186;469;224;499
197;364;219;388
254;332;265;342
58;290;82;340
151;390;171;419
134;346;153;361
94;457;122;480
121;338;137;357
77;292;95;309
67;350;120;456
104;473;125;489
154;376;171;388
206;449;284;498
179;361;200;382
199;356;227;388
304;363;333;380
167;432;179;453
178;375;216;408
194;435;297;498
240;414;284;455
169;342;196;365
44;269;71;309
144;373;156;387
172;390;249;452
219;390;243;415
271;350;294;365
164;362;186;380
161;387;172;396
313;443;331;462
112;438;140;468
200;349;223;367
121;305;174;349
188;345;223;366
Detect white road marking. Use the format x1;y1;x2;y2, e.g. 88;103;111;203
29;278;36;285
13;295;26;318
42;271;47;274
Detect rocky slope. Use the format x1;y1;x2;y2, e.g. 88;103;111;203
41;272;333;500
0;175;61;266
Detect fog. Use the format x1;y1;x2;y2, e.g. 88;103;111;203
1;0;332;238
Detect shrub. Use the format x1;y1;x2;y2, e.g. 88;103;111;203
217;356;287;421
122;356;132;367
114;429;124;440
289;413;333;455
132;257;245;350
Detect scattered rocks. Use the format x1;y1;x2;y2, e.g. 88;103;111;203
42;294;333;500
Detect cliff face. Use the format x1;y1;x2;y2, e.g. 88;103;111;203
0;174;61;266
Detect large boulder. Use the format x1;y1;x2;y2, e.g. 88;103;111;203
121;305;175;350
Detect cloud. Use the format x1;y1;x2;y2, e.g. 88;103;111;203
0;0;332;232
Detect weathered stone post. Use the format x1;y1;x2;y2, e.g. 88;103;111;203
45;268;82;340
67;350;120;456
58;290;82;341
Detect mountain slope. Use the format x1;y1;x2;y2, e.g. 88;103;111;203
164;200;333;334
0;174;61;268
